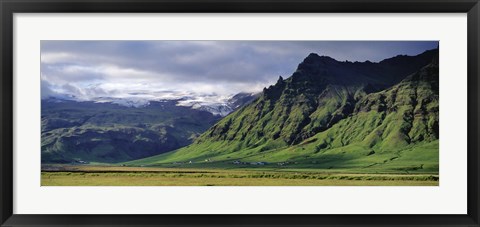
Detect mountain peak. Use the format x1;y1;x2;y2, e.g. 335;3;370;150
306;52;320;58
302;53;336;64
291;48;440;87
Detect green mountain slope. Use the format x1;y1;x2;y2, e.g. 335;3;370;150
127;49;439;173
199;49;438;145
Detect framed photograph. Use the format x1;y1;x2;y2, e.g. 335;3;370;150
1;0;479;226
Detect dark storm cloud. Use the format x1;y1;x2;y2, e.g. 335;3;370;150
40;40;438;99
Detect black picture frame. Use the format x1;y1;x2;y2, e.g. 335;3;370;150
1;0;479;226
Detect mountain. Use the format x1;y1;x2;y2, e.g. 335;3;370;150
197;48;438;145
41;99;223;163
179;92;258;116
44;90;258;117
128;49;439;173
42;91;258;164
227;92;259;109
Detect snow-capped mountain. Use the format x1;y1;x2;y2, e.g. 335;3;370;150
92;97;151;108
186;103;233;116
176;92;258;116
43;92;258;116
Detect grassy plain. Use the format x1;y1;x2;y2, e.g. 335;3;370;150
41;165;438;186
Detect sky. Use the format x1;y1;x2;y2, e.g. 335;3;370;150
41;41;438;102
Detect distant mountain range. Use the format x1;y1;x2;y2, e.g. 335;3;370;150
127;48;439;173
43;90;258;117
41;93;257;163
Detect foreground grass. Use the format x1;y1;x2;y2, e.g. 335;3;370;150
41;166;438;186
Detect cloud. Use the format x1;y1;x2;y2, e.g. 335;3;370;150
41;52;76;64
41;80;58;99
40;40;438;101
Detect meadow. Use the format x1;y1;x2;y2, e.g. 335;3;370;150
41;165;439;186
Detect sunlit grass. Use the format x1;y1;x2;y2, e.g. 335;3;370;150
41;166;438;186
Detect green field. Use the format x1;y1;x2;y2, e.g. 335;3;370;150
41;165;438;186
125;140;439;174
